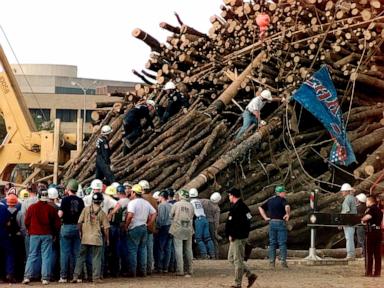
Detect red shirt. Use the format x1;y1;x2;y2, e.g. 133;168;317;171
25;201;61;235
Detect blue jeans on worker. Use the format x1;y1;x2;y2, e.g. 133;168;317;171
24;234;41;278
157;225;172;271
60;224;81;279
0;235;14;277
236;110;258;139
24;235;53;281
127;225;148;277
343;226;355;258
146;232;154;274
195;216;215;258
119;228;129;275
107;224;120;276
268;220;288;263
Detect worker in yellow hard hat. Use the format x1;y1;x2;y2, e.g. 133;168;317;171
19;189;30;201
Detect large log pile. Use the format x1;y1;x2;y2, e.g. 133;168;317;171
64;0;384;250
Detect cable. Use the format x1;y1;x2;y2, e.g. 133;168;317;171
0;25;48;121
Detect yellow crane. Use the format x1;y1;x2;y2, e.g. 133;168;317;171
0;44;78;185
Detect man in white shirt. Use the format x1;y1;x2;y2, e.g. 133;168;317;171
236;89;272;139
189;188;215;259
124;184;157;277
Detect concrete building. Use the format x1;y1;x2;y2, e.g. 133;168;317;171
11;64;136;133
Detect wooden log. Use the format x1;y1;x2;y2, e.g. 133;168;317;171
131;28;161;52
159;22;181;34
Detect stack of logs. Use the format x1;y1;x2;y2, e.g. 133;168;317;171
64;0;384;252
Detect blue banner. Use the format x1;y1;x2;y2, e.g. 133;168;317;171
292;66;356;166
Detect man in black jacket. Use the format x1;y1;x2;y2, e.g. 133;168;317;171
122;100;156;154
225;188;257;288
95;125;114;185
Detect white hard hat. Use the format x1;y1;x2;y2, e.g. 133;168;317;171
48;187;59;200
111;182;120;189
153;191;161;200
210;192;221;204
101;125;113;135
91;179;103;191
356;193;367;203
189;188;198;198
163;81;176;91
146;99;156;107
260;89;272;101
138;180;150;190
340;183;354;192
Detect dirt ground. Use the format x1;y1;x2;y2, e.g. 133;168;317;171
8;259;383;288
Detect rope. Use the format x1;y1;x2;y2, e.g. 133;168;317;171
0;25;48;121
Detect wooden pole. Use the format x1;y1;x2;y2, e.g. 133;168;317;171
53;119;60;184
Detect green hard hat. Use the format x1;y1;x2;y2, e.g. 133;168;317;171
178;189;190;199
66;179;79;192
275;185;286;193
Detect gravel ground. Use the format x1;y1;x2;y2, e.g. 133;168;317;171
6;259;383;288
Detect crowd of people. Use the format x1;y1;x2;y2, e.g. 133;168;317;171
0;179;223;285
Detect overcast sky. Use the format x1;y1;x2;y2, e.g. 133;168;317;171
0;0;223;82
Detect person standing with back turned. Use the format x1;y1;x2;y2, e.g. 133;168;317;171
258;185;290;269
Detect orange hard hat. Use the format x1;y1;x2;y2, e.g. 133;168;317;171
6;194;18;206
256;13;270;32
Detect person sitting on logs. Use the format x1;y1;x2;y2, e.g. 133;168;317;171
158;81;189;124
236;89;273;139
122;100;157;154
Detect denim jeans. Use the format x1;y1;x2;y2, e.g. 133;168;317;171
236;110;258;139
127;225;147;277
73;245;102;281
195;217;215;258
146;232;154;274
168;237;176;272
60;224;81;279
107;224;120;275
208;222;219;259
343;226;356;258
173;237;193;275
0;236;14;276
157;225;172;271
356;226;365;257
268;220;288;263
24;235;53;280
119;228;129;274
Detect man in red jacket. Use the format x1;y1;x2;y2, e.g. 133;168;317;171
22;190;61;285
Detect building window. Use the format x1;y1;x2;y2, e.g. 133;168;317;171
55;86;96;95
56;109;77;122
80;110;94;123
29;109;51;121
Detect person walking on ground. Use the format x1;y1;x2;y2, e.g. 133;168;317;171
1;196;15;282
155;191;172;273
169;189;195;277
258;185;290;268
22;190;61;285
226;188;257;288
139;179;158;275
189;188;215;259
95;125;115;185
361;196;383;277
124;184;157;277
200;192;222;259
72;192;110;283
340;183;357;260
58;179;84;283
355;193;367;258
158;81;189;124
122;100;157;154
236;89;272;139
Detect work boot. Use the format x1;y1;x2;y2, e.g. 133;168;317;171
281;261;288;268
22;278;30;285
247;273;257;288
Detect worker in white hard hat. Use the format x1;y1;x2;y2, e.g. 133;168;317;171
122;100;157;155
356;193;367;258
340;183;357;260
199;192;222;259
96;125;115;185
158;81;190;124
236;89;273;139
